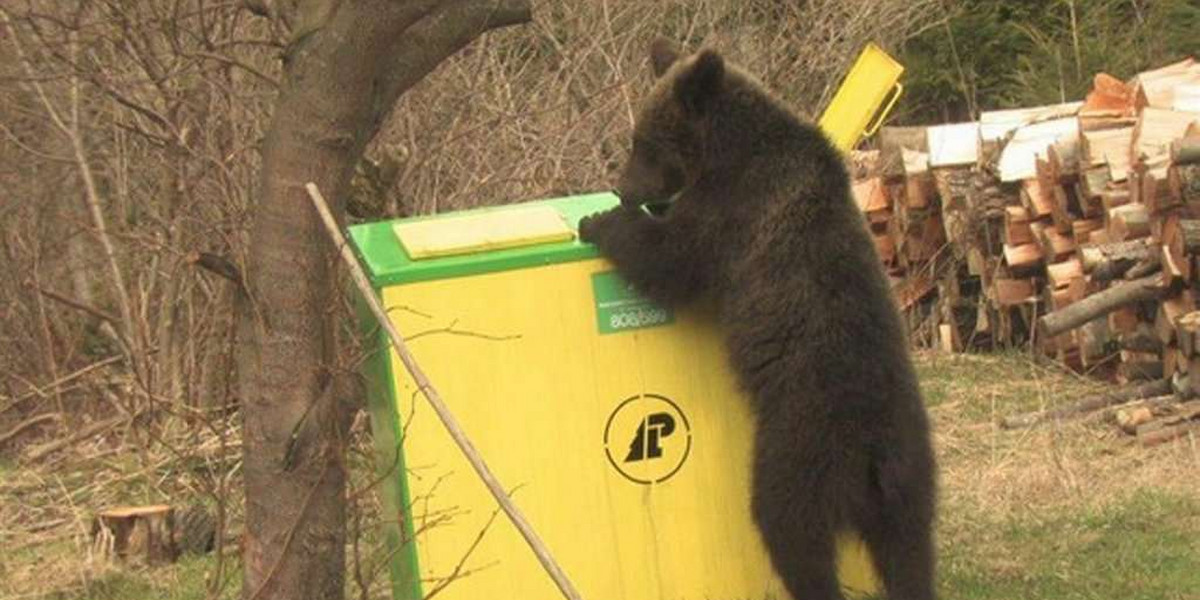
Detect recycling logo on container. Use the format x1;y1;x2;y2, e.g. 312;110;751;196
604;394;692;484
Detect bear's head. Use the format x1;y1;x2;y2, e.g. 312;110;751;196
614;38;727;209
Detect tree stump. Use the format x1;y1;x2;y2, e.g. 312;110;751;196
92;505;177;564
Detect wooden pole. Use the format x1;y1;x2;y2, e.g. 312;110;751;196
305;183;584;600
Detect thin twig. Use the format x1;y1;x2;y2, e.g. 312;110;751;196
1;355;121;412
0;413;60;446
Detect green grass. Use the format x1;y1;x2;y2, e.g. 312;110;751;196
64;555;237;600
4;352;1197;600
914;350;1108;421
940;490;1200;600
0;544;239;600
914;351;1200;600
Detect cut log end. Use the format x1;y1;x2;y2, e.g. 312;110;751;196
92;505;177;565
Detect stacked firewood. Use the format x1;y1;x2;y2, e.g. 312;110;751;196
854;58;1200;395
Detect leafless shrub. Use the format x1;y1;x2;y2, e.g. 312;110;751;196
375;0;942;215
0;0;938;597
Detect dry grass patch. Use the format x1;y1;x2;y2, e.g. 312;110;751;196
916;351;1200;600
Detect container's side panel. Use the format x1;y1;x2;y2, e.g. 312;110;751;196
379;258;878;600
383;262;610;600
356;293;424;600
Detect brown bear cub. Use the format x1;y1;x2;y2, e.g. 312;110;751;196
579;39;938;600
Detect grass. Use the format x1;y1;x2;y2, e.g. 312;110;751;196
940;488;1200;600
3;351;1197;600
917;351;1200;600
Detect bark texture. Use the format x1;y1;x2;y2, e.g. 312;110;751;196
237;2;531;599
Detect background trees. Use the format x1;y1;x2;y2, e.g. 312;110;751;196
1;1;1196;599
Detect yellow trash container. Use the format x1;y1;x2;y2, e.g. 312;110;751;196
349;193;880;600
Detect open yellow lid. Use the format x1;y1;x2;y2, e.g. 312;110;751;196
392;204;576;260
817;43;905;153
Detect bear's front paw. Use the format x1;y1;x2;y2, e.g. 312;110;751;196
577;213;601;243
578;207;626;243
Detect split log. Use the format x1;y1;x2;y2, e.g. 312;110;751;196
1080;166;1111;205
1083;126;1135;180
1188;355;1200;396
92;505;177;564
939;323;960;353
1000;378;1171;429
1050;185;1074;234
1047;259;1084;289
1108;203;1151;240
1164;345;1184;377
1139;422;1200;447
1080;239;1153;281
1072;219;1103;241
1101;188;1131;211
902;172;935;209
992;278;1036;307
1037;275;1163;338
1180;220;1200;254
1004;205;1034;245
1078;317;1114;365
1117;405;1156;433
1115;396;1195;434
878;126;929;178
1155;293;1194;345
1117;351;1165;383
1107;394;1179;431
1003;243;1044;271
1124;254;1163;281
1118;323;1162;353
934;168;974;256
1021;178;1053;218
1048;141;1080;179
873;230;896;265
1108;305;1142;336
1135;400;1200;446
1160;243;1185;287
1171;137;1200;165
1162;218;1193;283
1176;311;1200;357
1142;169;1175;213
1168;164;1200;204
1039;228;1076;262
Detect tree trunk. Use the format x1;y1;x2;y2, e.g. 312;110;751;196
237;2;531;599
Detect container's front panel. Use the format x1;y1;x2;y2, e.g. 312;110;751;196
381;258;877;600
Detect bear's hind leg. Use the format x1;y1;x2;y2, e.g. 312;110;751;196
859;471;936;600
753;489;845;600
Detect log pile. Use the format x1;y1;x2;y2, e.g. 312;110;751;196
856;58;1200;395
999;379;1200;447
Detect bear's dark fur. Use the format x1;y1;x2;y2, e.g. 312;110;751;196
579;39;937;600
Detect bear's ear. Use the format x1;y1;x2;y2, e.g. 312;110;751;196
674;49;724;114
649;37;681;78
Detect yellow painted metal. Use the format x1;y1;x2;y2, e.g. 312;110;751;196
817;43;905;153
379;257;879;600
392;204;574;260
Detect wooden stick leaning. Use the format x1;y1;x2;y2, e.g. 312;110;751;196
305;183;584;600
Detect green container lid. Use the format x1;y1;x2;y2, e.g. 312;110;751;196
348;192;620;287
